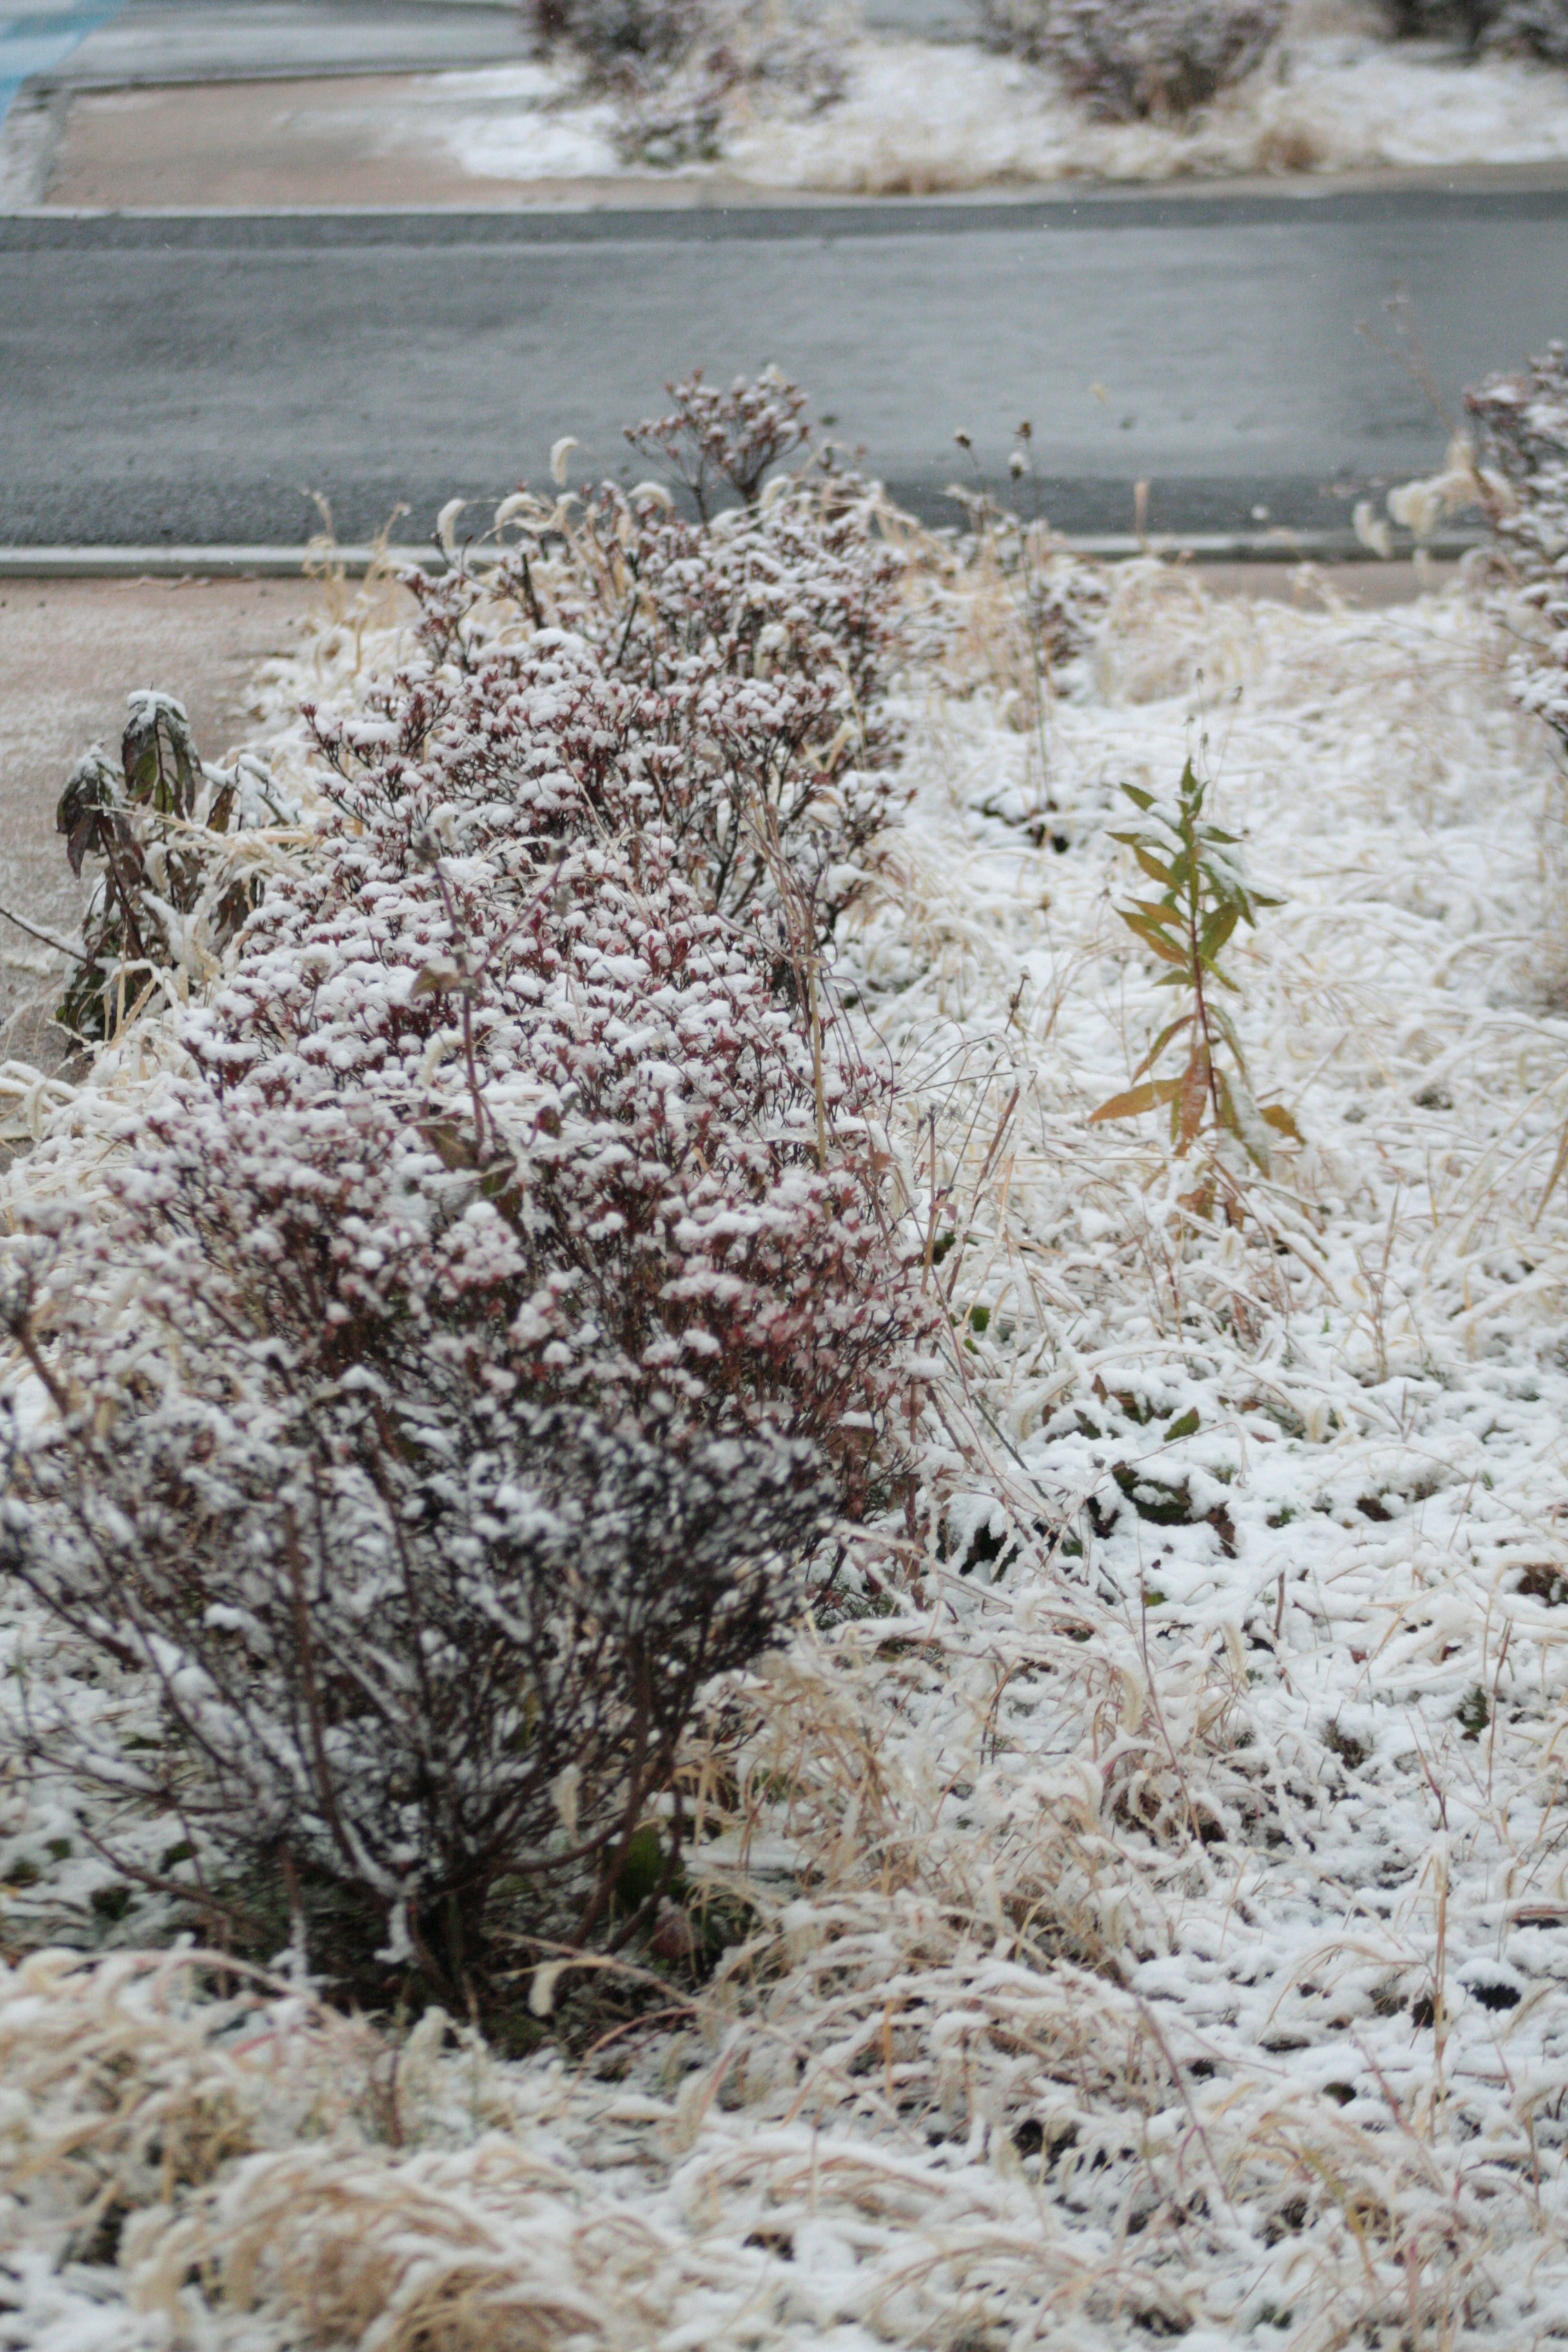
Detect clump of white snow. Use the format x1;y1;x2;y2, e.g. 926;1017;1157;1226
722;29;1568;188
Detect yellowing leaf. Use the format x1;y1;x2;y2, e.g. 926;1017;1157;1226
1089;1078;1182;1124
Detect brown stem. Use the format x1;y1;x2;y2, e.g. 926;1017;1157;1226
1186;870;1224;1138
283;1505;358;1878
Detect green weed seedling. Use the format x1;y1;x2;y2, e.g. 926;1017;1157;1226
1091;760;1298;1180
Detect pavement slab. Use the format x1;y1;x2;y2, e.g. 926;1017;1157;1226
0;573;319;1045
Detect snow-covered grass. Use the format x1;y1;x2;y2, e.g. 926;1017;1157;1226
403;19;1568;192
723;26;1568;187
9;535;1568;2348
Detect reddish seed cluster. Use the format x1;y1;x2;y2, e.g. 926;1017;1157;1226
409;465;903;952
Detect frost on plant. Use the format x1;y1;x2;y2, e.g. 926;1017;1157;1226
624;366;810;519
976;0;1285;118
1467;342;1568;750
6;378;933;2000
56;692;287;1040
1090;760;1298;1185
414;376;906;956
532;0;850;164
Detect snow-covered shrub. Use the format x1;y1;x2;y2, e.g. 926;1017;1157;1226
3;772;922;1986
4;404;933;1995
977;0;1285;118
218;637;924;1485
1375;0;1567;52
1466;343;1568;747
56;692;287;1040
1489;0;1568;58
3;1277;830;1991
415;381;904;955
532;0;849;164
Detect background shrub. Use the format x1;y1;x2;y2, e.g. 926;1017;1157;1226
531;0;849;165
1373;0;1568;52
1490;0;1568;58
1466;343;1568;748
976;0;1285;117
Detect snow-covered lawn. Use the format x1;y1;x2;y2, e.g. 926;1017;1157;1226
405;26;1568;192
7;537;1568;2347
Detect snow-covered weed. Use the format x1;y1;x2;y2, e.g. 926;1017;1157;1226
54;691;296;1042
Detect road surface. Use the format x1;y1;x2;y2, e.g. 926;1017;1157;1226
3;183;1564;549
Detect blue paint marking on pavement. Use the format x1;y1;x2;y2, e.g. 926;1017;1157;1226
0;4;132;129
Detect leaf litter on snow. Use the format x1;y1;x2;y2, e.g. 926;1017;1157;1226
8;544;1568;2347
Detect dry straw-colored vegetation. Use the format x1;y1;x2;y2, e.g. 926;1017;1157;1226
7;368;1568;2350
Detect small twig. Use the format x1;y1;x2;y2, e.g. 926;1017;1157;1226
0;901;86;963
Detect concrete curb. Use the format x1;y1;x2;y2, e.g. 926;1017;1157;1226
0;535;1483;579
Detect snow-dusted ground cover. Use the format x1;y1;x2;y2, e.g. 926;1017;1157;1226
399;18;1568;192
9;532;1568;2349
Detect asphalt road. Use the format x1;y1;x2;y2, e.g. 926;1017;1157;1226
3;183;1566;550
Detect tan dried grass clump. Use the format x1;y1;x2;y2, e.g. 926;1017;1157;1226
10;508;1568;2352
0;1949;379;2243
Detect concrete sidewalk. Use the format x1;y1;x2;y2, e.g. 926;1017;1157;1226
0;572;322;1043
26;70;820;208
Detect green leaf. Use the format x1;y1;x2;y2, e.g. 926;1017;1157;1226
1163;1406;1200;1442
1144;1012;1196;1065
1121;784;1156;811
1131;845;1175;887
1198;904;1241;964
1207;1004;1248;1065
1119;912;1189;967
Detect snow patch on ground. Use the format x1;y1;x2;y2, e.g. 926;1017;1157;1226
416;34;1568;192
341;58;624;178
729;33;1568;189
